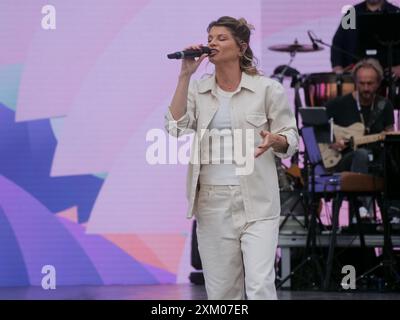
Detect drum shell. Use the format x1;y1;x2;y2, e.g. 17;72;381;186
302;72;355;106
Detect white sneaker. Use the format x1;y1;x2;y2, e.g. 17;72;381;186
359;206;369;219
390;217;400;224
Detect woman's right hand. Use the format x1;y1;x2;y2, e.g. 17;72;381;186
179;44;209;78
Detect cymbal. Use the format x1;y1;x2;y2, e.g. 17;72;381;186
269;43;323;53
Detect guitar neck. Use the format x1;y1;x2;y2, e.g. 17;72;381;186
353;133;385;148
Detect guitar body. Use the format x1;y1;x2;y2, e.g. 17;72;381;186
319;122;365;169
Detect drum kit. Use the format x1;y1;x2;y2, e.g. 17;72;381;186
271;39;400;233
268;39;400;109
271;27;400;289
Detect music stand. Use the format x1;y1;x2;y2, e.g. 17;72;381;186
299;107;333;144
277;108;332;290
355;134;400;289
381;135;400;287
299;107;329;125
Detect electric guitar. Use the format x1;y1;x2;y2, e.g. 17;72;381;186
319;122;398;169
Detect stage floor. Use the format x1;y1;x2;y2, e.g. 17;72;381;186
0;284;399;300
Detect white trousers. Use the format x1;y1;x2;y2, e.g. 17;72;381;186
196;184;279;300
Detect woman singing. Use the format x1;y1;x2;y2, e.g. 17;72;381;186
165;16;299;300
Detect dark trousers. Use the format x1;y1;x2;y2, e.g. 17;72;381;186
334;148;370;174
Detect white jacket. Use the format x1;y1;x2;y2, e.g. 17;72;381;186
165;72;299;220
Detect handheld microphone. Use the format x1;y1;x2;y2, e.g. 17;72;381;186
167;47;211;59
307;30;319;50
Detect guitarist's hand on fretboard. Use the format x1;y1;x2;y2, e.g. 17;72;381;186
319;122;399;169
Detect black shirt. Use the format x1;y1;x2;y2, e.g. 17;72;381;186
331;0;400;69
326;93;394;134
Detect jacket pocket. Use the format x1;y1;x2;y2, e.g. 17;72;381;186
246;113;268;127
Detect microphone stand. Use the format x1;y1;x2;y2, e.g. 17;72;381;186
311;36;362;68
378;37;400;130
312;31;399;108
270;45;301;165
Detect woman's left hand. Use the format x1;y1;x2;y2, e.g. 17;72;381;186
254;130;288;158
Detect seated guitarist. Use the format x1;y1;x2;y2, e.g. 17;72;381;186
326;58;395;217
